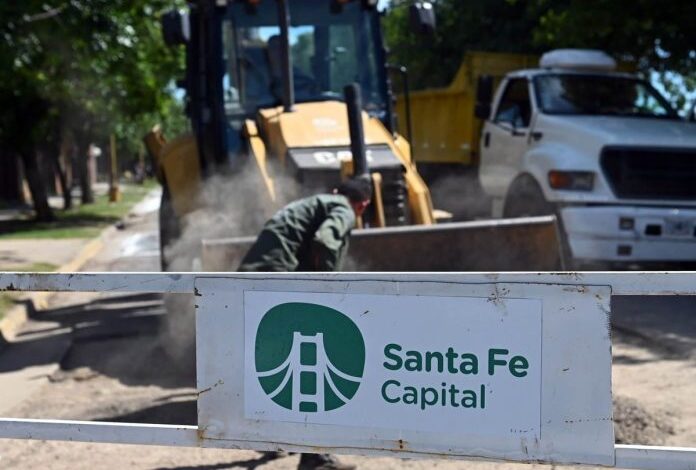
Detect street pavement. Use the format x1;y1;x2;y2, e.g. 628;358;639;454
0;189;695;468
0;189;163;417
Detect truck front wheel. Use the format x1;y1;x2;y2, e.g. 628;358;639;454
503;176;573;268
503;176;555;218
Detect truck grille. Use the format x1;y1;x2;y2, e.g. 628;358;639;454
601;146;696;200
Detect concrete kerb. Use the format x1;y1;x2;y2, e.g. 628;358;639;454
0;225;116;344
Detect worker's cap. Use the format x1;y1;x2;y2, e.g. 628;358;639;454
336;176;372;202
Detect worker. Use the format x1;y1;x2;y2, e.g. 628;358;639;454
239;177;371;470
238;177;372;273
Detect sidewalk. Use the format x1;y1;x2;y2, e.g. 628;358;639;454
0;240;86;272
0;183;161;340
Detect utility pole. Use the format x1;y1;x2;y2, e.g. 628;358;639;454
108;134;121;202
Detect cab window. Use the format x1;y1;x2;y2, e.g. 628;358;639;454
495;78;532;128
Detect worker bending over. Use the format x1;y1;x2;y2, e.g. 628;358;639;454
238;177;372;272
238;177;371;470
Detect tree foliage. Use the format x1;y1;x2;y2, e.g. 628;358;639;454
1;0;185;129
0;0;187;217
384;0;539;89
384;0;695;110
528;0;696;112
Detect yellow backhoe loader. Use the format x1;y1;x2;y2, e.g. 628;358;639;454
145;0;561;272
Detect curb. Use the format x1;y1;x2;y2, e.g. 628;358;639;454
0;187;161;346
0;226;115;343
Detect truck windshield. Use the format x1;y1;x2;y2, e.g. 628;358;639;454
534;74;679;119
222;2;385;121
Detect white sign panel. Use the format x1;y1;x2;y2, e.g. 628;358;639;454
195;276;613;466
243;291;541;437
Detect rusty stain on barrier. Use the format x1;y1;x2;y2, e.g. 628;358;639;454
563;285;589;294
198;379;224;396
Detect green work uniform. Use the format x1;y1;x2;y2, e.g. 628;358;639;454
238;194;356;272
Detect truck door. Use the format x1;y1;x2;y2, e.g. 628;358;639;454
479;77;533;198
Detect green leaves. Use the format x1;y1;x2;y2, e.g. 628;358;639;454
0;0;186;152
384;0;539;89
383;0;695;109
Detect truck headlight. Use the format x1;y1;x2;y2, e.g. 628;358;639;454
548;171;595;191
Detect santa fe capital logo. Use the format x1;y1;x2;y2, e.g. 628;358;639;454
255;302;366;412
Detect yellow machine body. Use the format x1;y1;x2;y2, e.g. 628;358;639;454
147;100;436;230
252;101;435;226
145;128;201;217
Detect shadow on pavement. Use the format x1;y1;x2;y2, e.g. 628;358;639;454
611;296;696;361
99;398;279;470
99;399;197;425
153;454;283;470
0;293;195;389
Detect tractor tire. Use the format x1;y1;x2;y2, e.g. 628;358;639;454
159;186;180;272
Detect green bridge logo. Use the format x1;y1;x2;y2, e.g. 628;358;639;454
255;302;365;412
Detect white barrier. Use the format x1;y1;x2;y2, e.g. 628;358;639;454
1;272;696;470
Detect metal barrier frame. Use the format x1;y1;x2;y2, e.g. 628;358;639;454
1;272;696;470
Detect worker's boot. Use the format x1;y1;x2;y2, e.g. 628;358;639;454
298;453;356;470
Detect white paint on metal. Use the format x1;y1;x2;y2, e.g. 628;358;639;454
615;445;696;470
0;419;199;447
2;271;696;295
244;291;542;431
0;272;194;293
196;277;614;466
1;418;694;469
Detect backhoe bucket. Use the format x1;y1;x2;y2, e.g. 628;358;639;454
201;215;562;272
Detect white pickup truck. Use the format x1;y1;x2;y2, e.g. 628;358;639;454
477;49;696;268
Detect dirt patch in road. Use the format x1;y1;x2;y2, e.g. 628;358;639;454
50;332;680;447
614;395;675;445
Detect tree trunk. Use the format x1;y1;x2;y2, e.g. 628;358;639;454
60;129;73;189
0;152;24;203
77;140;94;204
50;144;72;209
19;150;54;221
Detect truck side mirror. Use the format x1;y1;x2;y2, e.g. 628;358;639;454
409;2;436;36
475;75;493;120
161;10;190;47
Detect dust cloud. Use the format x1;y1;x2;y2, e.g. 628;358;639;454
166;174;262;272
159;162;301;367
426;172;492;221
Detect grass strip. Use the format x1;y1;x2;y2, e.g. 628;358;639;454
0;180;158;240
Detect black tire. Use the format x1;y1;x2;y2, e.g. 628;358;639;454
159;186;180;272
503;175;573;269
503;175;555;218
